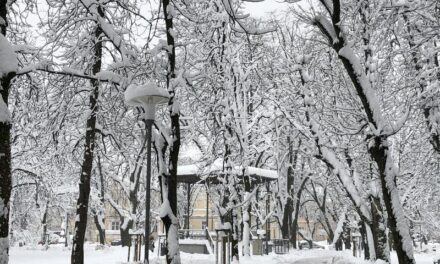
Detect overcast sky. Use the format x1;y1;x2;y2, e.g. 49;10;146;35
242;0;313;18
242;0;290;17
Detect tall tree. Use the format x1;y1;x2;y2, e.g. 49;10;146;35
312;0;415;263
157;0;181;263
71;4;103;263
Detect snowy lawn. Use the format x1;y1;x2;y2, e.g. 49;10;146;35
9;245;440;264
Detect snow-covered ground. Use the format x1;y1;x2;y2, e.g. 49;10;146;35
9;244;440;264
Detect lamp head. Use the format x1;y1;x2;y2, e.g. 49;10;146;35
125;82;170;120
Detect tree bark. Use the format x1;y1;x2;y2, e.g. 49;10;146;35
71;10;103;263
370;196;389;261
291;175;309;248
369;137;413;264
120;218;132;247
281;137;299;241
93;156;106;245
93;215;105;245
41;201;49;246
0;4;15;263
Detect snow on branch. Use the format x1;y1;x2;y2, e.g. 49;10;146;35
79;0;134;62
313;15;338;44
313;14;390;136
385;156;415;259
105;194;130;219
16;64;123;85
311;123;371;222
231;24;277;35
296;61;372;222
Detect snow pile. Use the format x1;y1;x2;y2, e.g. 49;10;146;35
0;34;18;78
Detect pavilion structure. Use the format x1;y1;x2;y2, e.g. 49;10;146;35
176;159;278;234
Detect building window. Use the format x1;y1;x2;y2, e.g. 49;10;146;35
111;221;120;230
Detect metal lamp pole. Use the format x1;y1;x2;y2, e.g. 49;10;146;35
144;118;153;264
124;83;169;264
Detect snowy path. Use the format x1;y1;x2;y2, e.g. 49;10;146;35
9;245;439;264
291;256;341;263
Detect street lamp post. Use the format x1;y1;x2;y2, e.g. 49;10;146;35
125;82;169;264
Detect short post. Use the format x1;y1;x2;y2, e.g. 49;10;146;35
265;182;270;255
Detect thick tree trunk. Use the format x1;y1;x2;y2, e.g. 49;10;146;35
281;201;292;240
120;218;132;247
0;77;12;264
281;137;298;241
371;195;390;261
71;13;103;264
369;137;414;264
0;5;15;263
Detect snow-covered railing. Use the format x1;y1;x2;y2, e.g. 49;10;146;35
205;228;214;252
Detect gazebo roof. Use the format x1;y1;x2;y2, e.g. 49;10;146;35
176;161;278;184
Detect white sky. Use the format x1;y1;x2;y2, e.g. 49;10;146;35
242;0;313;18
242;0;290;18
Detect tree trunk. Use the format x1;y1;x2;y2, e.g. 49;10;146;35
369;136;414;264
290;174;308;249
93;156;106;245
120;218;132;247
281;201;292;240
359;221;369;259
371;196;390;261
343;223;351;250
0;77;12;264
281;137;298;240
41;202;49;246
93;215;105;245
0;5;15;263
160;0;181;262
242;173;251;256
71;11;103;264
231;203;239;261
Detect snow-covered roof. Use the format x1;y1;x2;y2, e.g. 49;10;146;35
246;167;278;179
176;160;278;184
